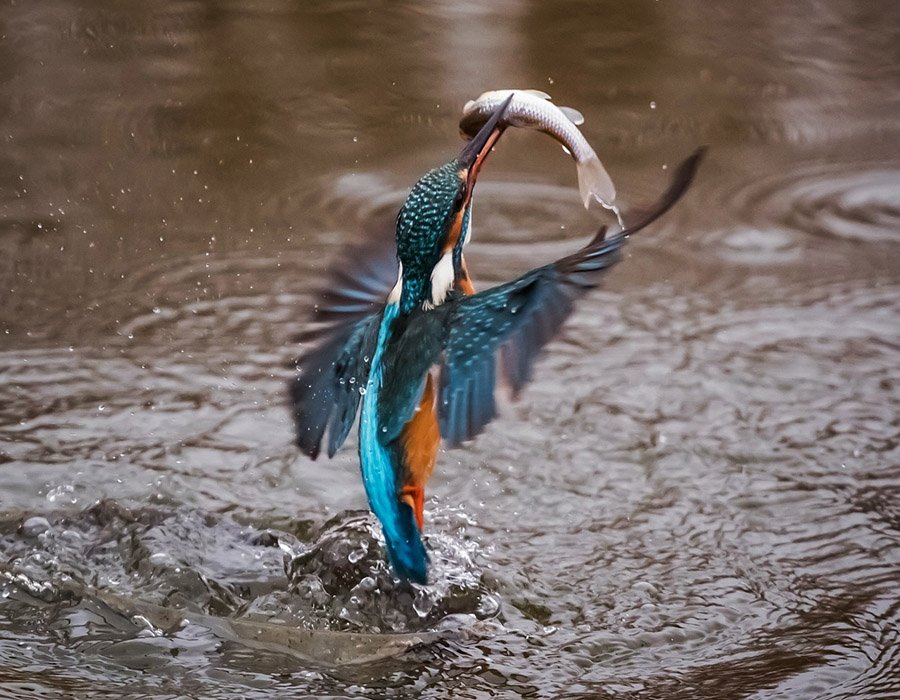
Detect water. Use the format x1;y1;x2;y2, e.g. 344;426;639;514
1;0;898;697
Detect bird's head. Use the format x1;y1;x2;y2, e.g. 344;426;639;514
393;95;512;312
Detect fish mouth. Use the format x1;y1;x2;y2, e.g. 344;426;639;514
457;93;513;196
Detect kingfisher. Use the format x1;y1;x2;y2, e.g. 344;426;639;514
290;97;703;583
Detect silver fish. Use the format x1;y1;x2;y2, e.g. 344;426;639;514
459;89;616;209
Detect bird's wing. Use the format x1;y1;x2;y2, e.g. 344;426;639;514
290;312;382;458
292;209;399;341
436;148;705;445
289;211;399;458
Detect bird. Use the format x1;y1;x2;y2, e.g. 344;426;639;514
290;96;704;583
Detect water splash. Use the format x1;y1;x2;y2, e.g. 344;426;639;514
0;500;499;659
282;508;497;633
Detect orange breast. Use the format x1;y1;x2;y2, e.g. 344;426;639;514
399;374;440;530
401;374;440;485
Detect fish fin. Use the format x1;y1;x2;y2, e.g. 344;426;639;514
559;106;585;125
522;89;552;100
577;155;617;209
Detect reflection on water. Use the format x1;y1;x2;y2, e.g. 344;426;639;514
1;0;899;697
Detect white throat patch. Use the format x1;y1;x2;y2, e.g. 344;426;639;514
428;250;455;307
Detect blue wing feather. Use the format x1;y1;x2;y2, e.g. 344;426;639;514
289;211;399;458
290;313;381;458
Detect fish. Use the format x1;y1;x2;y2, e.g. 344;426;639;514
459;89;617;210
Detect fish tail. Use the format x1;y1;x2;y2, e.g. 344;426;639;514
577;155;617;209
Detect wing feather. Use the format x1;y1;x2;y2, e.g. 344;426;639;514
436;148;705;445
289;211;399;458
290;313;381;458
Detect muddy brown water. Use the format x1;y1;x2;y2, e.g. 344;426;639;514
1;1;899;698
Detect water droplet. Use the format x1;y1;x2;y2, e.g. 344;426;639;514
412;589;433;618
477;593;501;618
650;100;657;109
21;516;51;537
349;377;356;384
358;387;367;395
59;529;81;543
46;484;76;504
97;404;105;411
149;552;175;567
151;307;161;314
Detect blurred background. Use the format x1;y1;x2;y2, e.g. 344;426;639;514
0;1;898;698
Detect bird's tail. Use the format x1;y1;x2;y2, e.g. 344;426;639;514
381;501;428;584
360;433;429;584
576;154;617;209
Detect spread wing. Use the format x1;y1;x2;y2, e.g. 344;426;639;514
289;211;399;458
438;148;705;445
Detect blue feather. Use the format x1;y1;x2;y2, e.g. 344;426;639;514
358;302;428;583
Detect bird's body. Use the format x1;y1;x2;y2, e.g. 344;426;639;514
290;95;703;583
292;104;509;582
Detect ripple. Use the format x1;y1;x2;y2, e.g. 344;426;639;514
725;163;900;245
718;226;801;264
318;172;603;245
310;173;638;289
447;273;900;694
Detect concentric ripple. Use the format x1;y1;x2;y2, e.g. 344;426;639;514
726;163;900;245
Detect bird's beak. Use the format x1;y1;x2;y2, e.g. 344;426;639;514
457;93;513;196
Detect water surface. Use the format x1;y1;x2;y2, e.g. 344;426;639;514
1;1;899;698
